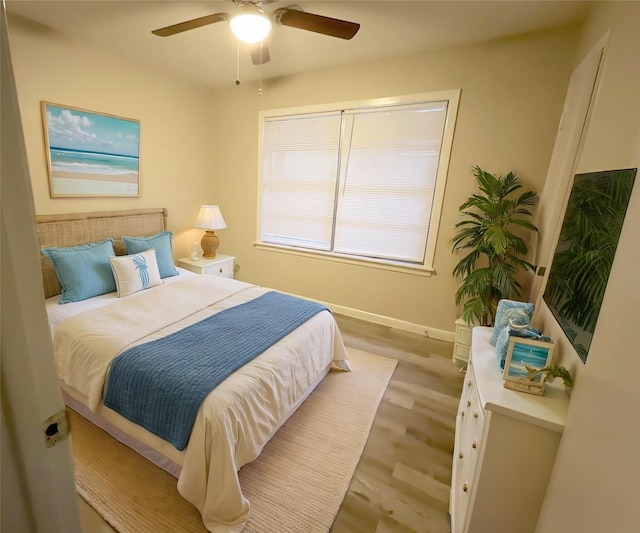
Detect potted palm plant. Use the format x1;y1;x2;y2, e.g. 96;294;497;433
451;166;539;326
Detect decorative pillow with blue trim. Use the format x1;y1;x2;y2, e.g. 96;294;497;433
490;299;535;346
109;249;163;298
42;239;116;304
122;231;178;279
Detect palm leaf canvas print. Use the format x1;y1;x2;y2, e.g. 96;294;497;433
543;168;636;362
41;102;140;197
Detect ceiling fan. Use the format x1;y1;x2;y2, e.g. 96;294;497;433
151;0;361;66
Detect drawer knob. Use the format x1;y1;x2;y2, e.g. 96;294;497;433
467;400;471;407
474;411;479;419
467;380;472;387
472;441;477;449
461;411;465;417
463;483;468;493
219;268;223;273
459;451;464;459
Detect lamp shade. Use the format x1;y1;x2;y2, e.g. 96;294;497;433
194;205;227;230
230;6;271;44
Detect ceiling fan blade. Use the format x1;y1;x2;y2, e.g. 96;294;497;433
274;8;360;40
152;13;227;37
250;42;271;65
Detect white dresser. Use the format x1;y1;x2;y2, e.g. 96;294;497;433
450;327;569;533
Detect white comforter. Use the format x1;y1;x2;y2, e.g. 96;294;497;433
52;274;349;532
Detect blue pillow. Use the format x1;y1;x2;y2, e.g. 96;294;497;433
490;299;535;346
122;231;178;279
42;239;116;304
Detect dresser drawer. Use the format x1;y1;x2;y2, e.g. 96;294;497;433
451;414;469;530
465;375;485;428
458;380;485;448
459;368;484;424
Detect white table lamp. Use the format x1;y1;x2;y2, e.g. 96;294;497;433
194;205;227;258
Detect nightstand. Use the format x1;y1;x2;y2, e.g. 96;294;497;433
452;317;473;364
177;254;235;279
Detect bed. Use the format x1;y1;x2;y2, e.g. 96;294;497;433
37;208;350;533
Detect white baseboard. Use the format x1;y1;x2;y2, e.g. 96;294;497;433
327;302;455;343
279;290;455;342
280;290;455;343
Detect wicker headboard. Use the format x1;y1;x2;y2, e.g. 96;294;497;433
36;208;168;299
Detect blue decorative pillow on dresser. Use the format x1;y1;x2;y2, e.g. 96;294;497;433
41;238;116;304
489;299;535;346
122;230;179;279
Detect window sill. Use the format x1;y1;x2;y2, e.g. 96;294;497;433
254;243;434;277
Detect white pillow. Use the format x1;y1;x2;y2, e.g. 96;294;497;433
109;249;163;298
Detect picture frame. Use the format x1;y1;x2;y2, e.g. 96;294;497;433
41;101;140;197
502;337;555;396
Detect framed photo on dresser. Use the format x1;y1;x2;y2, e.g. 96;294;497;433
502;337;554;395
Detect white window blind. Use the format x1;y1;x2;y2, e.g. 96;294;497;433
261;112;341;250
259;93;458;270
334;103;447;262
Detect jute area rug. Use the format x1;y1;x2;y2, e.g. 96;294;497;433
70;348;397;532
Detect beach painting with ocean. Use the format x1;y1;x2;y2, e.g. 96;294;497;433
41;102;140;197
504;337;554;384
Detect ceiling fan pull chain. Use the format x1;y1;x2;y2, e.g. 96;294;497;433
258;41;263;96
235;38;241;86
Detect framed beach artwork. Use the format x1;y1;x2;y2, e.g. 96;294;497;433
502;337;554;396
41;102;140;197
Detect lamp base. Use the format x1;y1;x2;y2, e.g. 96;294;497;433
201;230;220;258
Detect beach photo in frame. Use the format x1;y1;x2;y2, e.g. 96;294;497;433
41;102;140;197
503;337;554;395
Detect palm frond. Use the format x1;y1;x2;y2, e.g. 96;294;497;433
452;249;481;279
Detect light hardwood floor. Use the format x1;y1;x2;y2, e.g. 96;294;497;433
330;314;464;533
79;314;464;533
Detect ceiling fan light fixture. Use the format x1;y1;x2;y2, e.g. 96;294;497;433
230;8;271;44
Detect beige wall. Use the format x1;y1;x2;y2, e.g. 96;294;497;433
210;26;580;335
7;14;217;259
8;12;582;336
536;2;640;531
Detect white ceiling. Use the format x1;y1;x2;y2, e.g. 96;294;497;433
6;1;590;90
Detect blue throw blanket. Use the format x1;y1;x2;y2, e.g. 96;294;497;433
103;291;328;450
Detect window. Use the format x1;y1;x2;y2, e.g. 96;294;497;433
258;91;459;272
